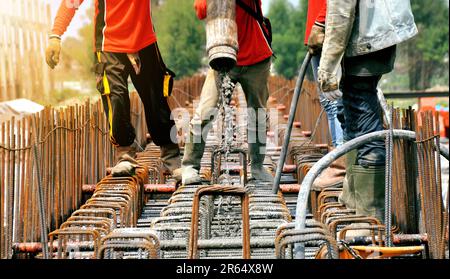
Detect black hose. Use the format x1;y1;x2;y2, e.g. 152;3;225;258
272;52;312;194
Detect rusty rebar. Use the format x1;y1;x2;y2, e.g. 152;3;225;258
31;115;49;259
188;185;251;259
385;105;394;247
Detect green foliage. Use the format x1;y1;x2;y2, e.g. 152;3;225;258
267;0;449;90
34;88;81;106
60;6;94;80
57;6;96;104
403;0;449;89
268;0;308;79
153;0;206;78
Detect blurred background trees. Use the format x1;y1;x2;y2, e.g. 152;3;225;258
54;0;450;92
406;0;449;90
3;0;446;105
153;0;206;77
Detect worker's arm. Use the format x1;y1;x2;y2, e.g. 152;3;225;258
194;0;207;20
45;0;84;69
316;1;327;24
52;0;84;37
318;0;357;93
307;0;326;56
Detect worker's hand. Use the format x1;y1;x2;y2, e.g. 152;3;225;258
317;0;356;96
45;37;61;69
323;90;343;101
307;22;325;56
194;0;207;20
317;69;343;101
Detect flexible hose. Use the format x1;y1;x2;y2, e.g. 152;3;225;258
293;129;449;259
272;52;312;194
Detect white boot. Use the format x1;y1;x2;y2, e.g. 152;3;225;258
111;154;139;177
181;165;202;185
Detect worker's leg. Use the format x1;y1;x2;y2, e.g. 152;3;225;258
311;54;344;147
338;149;357;209
342;75;385;166
311;54;346;189
95;51;135;149
237;58;273;183
130;43;181;175
181;69;221;185
94;51;141;177
342;75;385;222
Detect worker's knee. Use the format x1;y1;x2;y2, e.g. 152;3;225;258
357;145;386;167
110;124;136;147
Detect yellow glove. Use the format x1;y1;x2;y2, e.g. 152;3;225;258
307;22;326;56
45;36;61;69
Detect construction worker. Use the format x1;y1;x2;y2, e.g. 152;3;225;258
318;0;418;222
45;0;181;178
305;0;346;190
181;0;273;185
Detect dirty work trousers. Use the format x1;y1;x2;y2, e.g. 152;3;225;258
340;75;385;166
94;42;176;147
182;57;271;170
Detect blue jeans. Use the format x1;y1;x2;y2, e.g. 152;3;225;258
311;55;344;147
341;75;386;166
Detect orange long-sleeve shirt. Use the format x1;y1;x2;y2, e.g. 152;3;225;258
304;0;327;45
52;0;157;53
194;0;273;66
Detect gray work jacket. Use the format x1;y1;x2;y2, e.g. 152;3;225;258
346;0;418;57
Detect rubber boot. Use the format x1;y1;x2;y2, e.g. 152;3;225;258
111;146;139;177
181;140;206;185
342;164;385;239
312;153;346;190
338;149;357;209
352;164;385;223
160;143;182;181
114;145;137;164
248;134;273;183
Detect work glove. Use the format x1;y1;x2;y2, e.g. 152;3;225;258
307;22;326;56
45;36;61;69
318;80;343;101
318;0;357;93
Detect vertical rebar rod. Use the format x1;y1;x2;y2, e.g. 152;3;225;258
432;112;445;258
7;120;13;258
31;116;49;259
385;105;394;247
1;122;6;258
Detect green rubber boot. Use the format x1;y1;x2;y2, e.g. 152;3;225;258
352;164;385;223
338;149;357;209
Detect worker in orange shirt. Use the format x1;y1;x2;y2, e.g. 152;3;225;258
181;0;274;185
45;0;181;178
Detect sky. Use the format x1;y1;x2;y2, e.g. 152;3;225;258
44;0;299;38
